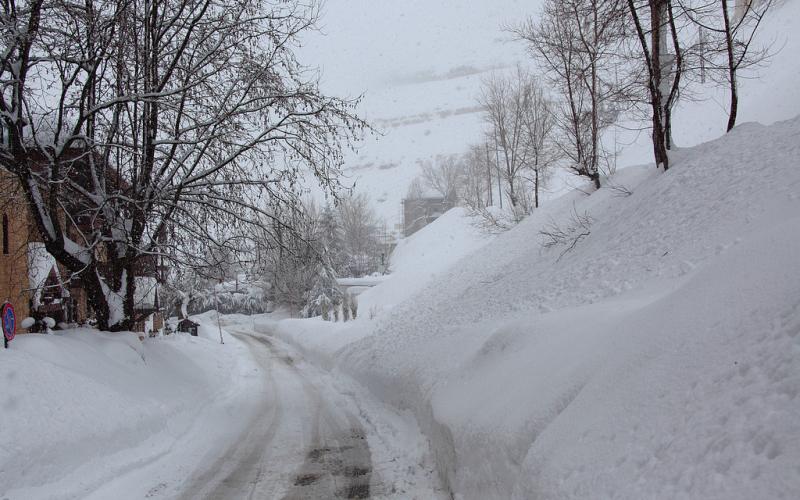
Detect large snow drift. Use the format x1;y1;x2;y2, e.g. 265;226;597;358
273;115;800;499
258;206;494;367
0;321;261;500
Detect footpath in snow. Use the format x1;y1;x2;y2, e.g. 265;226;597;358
266;116;800;499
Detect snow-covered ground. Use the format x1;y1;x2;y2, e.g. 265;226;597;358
3;3;799;499
257;207;495;369
0;318;263;499
0;313;447;499
268;114;800;499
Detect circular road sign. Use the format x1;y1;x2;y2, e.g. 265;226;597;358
2;303;16;341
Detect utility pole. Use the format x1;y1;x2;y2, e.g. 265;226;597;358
493;132;503;209
484;142;493;206
213;277;224;345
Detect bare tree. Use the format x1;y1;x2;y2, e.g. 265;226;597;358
514;0;630;187
337;193;382;277
625;0;685;170
480;67;557;218
677;0;774;131
420;155;464;203
0;0;366;330
249;199;342;318
480;70;527;216
405;177;426;200
519;77;558;209
459;144;492;211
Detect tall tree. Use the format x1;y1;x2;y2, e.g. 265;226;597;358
0;0;366;330
678;0;774;131
626;0;684;170
420;155;464;204
480;67;557;217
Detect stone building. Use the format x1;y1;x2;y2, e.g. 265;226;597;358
1;169;86;327
1;166;165;333
402;196;455;237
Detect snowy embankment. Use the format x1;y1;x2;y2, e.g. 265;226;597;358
256;206;496;369
268;117;800;499
0;315;261;500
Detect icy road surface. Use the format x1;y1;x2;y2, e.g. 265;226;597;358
176;325;446;500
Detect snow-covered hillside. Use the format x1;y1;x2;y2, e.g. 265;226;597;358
272;115;800;499
300;0;800;226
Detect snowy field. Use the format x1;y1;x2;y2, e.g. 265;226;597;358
299;0;800;227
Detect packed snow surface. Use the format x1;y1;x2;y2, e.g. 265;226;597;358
271;115;800;499
0;319;262;499
0;313;448;499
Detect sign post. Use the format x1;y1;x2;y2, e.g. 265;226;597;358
2;302;16;349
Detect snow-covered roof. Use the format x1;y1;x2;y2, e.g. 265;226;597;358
27;242;67;308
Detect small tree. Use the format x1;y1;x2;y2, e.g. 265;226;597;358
337;193;382;277
480;69;533;216
514;0;630;185
349;293;358;320
678;0;774;131
342;293;350;322
420;155;464;203
459;144;493;211
479;67;559;217
519;77;559;209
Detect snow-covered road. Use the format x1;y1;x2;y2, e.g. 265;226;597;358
179;330;372;499
172;323;446;500
18;319;450;500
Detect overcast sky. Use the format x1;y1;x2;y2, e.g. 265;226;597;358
298;0;535;107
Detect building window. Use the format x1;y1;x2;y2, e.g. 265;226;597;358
2;213;8;255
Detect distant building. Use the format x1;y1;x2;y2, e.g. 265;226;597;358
402;196;454;237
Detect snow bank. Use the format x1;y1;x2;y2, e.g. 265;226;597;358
0;321;261;500
359;206;494;315
258;207;494;367
274;115;800;499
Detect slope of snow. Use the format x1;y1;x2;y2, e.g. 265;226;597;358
274;116;800;498
258;207;494;369
362;207;495;315
0;321;262;500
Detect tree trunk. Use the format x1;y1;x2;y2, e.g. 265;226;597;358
120;258;137;332
628;0;671;171
721;0;738;132
591;171;601;190
83;270;112;330
727;74;738;132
